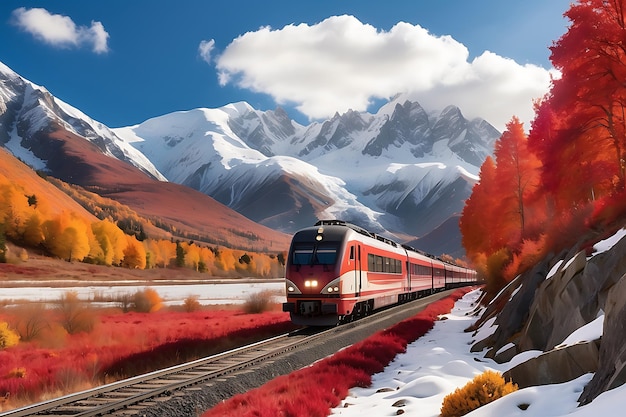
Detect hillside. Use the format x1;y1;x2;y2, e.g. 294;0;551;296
0;130;291;253
0;147;98;224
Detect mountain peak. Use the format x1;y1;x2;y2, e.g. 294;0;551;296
1;59;500;256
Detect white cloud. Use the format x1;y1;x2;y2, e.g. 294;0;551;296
215;15;555;131
198;39;216;64
12;7;110;54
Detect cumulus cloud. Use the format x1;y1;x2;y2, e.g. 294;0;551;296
198;39;216;64
12;7;110;54
215;15;555;131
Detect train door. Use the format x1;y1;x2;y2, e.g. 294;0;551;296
406;260;411;292
430;260;435;293
350;244;362;296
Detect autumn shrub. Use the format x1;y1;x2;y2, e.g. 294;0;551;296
242;290;274;314
115;292;133;312
56;291;97;334
0;322;20;349
132;288;163;313
37;323;69;348
440;370;518;417
10;303;50;341
183;295;201;312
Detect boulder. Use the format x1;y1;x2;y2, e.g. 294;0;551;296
503;340;600;389
470;256;555;361
518;249;591;352
579;271;626;405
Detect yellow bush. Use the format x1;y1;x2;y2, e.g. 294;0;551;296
133;288;163;313
6;367;26;378
0;322;20;349
440;370;518;417
183;295;201;312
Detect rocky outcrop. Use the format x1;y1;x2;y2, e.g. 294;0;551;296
471;229;626;406
469;256;555;359
503;340;600;389
579;268;626;404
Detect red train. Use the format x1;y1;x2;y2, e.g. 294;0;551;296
282;220;478;326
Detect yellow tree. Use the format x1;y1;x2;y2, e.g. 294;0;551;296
184;242;201;271
23;211;44;247
122;235;146;269
0;183;31;242
43;212;90;262
92;219;127;265
157;240;177;267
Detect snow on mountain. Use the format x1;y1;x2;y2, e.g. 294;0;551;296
113;94;499;253
0;62;166;181
114;106;385;234
0;60;499;256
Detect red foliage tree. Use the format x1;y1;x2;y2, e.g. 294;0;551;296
531;0;626;209
493;117;543;247
460;156;498;267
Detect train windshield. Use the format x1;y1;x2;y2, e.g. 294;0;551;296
292;245;314;265
291;243;339;265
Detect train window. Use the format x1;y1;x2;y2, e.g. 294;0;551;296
292;245;314;265
349;246;355;260
367;254;402;274
315;244;338;265
368;254;375;271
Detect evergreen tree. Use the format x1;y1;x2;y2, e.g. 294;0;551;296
175;241;185;267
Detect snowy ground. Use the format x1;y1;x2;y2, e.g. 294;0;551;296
329;287;620;417
0;281;286;306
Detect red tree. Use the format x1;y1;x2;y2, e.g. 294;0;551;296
531;0;626;210
493;117;543;247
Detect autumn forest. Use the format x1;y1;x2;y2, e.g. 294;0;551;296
460;0;626;298
0;170;286;278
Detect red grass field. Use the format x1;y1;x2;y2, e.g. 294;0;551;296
0;307;297;411
202;288;473;417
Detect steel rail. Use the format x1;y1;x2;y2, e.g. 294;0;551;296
0;331;311;417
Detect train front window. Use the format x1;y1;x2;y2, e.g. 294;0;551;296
315;244;338;265
291;243;338;265
292;245;314;265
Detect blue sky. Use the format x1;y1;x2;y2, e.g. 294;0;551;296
0;1;571;131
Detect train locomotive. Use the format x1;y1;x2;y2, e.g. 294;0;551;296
282;220;478;326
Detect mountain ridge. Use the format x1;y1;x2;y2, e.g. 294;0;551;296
0;60;499;257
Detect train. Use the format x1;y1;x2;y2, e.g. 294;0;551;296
282;220;478;326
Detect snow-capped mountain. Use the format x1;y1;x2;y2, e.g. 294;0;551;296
0;60;500;256
113;96;498;247
0;61;165;181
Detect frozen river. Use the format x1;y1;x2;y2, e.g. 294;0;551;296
0;279;286;306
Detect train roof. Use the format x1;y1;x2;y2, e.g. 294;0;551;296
311;220;467;268
314;220;399;248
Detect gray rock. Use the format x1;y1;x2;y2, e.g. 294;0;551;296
503;340;600;389
579;270;626;404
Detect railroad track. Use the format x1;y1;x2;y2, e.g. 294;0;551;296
1;289;460;417
0;329;320;417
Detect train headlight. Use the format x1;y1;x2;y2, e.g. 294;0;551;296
304;280;318;288
327;286;339;293
287;286;295;292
